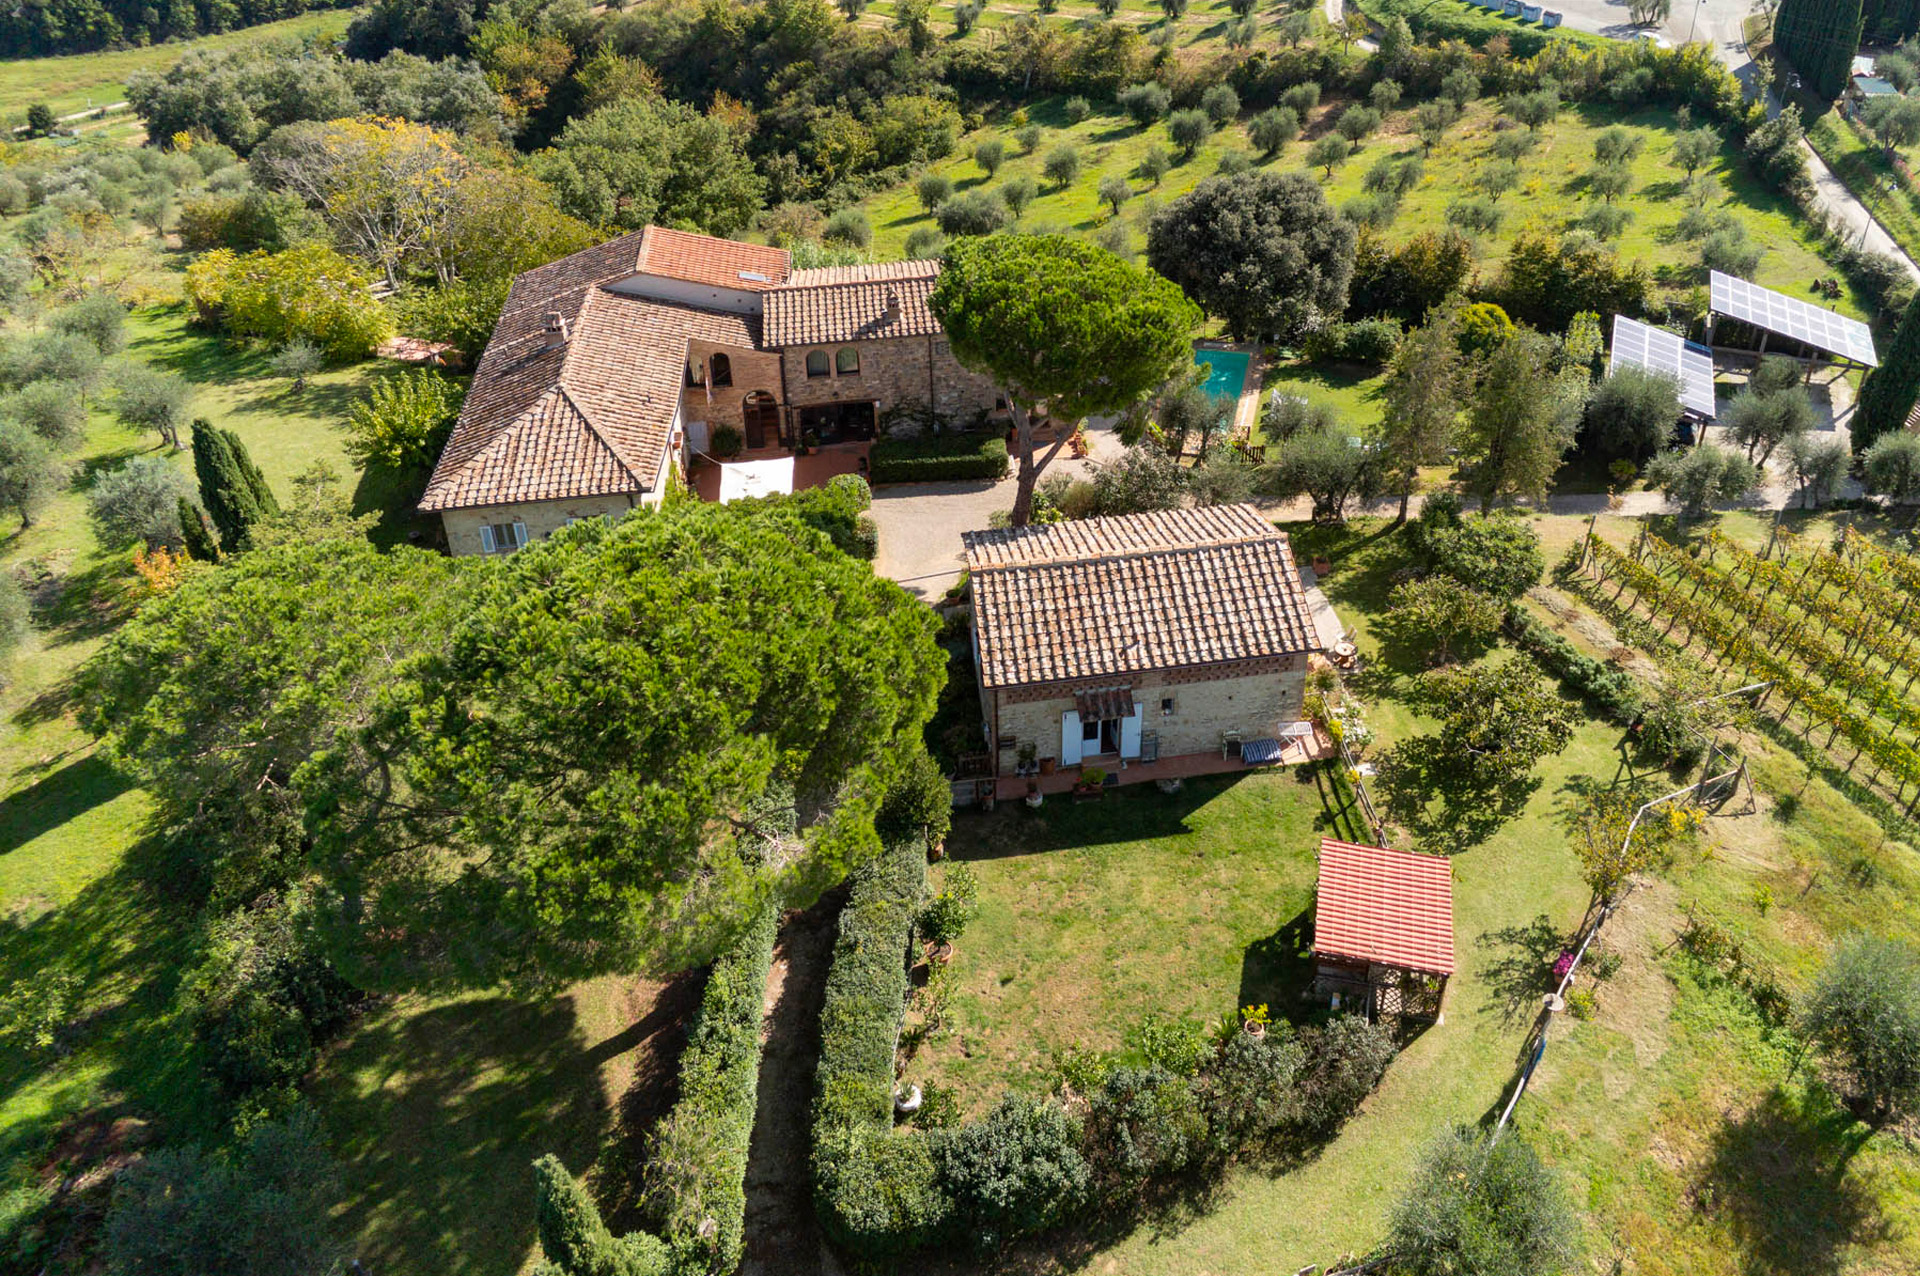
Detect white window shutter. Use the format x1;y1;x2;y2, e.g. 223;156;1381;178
512;521;528;549
1061;711;1083;766
1120;703;1143;759
479;524;496;554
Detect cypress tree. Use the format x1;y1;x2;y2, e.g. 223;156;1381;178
1854;289;1920;455
177;497;220;562
1864;0;1920;43
530;1155;671;1276
1775;0;1864;102
191;419;278;553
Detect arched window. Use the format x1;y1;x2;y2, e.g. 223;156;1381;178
709;352;732;387
836;347;861;376
805;350;830;378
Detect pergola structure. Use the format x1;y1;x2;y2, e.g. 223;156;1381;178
1310;838;1455;1026
1704;271;1879;373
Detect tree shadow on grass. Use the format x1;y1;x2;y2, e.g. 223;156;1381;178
0;754;132;859
1701;1086;1891;1276
232;375;380;424
1473;913;1565;1029
1237;906;1315;1023
947;774;1240;861
315;993;619;1276
351;461;441;551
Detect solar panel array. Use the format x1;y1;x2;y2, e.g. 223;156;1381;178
1609;315;1718;419
1710;271;1879;367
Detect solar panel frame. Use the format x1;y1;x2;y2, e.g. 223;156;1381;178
1709;271;1878;367
1609;314;1718;419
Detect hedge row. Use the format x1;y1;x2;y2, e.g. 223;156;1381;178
643;906;780;1274
811;840;936;1259
870;434;1010;484
1354;0;1598;57
1505;602;1644;724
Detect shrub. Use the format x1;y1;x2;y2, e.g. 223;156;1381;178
0;969;80;1056
1118;81;1171;126
1504;605;1644;724
1249;105;1300;155
642;906;778;1271
49;291;127;355
878;743;953;848
185;890;364;1098
824;207;872;248
1416;505;1544;600
917;171;955;213
1456;301;1515;355
1445;194;1503;236
269;338;326;387
973;138;1005;176
1295;1014;1397;1133
1798;934;1920;1123
1335;105;1381;144
1302;318;1401;365
1645;443;1761;518
105;1109;346;1276
905;226;948;259
87;455;192;549
390;276;511;366
1000;174;1038;215
1092;446;1186;514
185;244;391;359
1064;96;1092;124
935;189;1011;236
2;379;87;448
711;422;745;458
1042;144;1081;188
1199;1026;1306;1151
1386;1125;1580;1276
344;369;466;472
1200;84;1240;126
933;1098;1089;1253
1281;81;1321;115
1080;1067;1208;1205
533;1155;674;1276
870;433;1009;482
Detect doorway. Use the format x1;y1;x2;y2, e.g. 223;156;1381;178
1081;717;1120;757
742;391;778;449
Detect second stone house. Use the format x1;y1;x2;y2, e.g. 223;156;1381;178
964;505;1328;797
420;225;1003;556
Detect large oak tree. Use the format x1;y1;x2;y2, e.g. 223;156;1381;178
931;234;1198;526
1145;169;1356;342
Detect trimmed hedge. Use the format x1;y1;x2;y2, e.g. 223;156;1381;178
1505;603;1644;724
643;906;779;1274
812;841;937;1258
870;433;1010;484
1354;0;1599;57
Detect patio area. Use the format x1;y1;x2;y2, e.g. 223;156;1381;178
687;442;870;502
988;726;1335;802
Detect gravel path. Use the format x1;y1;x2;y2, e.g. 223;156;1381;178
738;900;844;1276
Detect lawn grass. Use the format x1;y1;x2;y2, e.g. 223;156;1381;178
908;509;1920;1275
0;8;357;120
857;97;1874;322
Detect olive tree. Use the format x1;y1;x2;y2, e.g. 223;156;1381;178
1798;935;1920;1126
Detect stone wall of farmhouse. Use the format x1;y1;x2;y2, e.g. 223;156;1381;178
780;333;1000;427
440;493;644;557
680;339;784;436
987;656;1308;773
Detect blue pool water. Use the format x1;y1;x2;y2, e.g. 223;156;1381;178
1194;348;1250;401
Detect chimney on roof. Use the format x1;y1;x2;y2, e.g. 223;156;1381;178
884;289;901;324
542;311;570;349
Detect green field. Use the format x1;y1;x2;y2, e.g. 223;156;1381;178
858;96;1873;323
0;8;357;120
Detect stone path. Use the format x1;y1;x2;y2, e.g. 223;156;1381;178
738;900;843;1276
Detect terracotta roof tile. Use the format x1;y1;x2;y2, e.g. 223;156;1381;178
635;225;791;291
1312;839;1455;976
964;506;1319;688
420;233;759;513
763;261;942;347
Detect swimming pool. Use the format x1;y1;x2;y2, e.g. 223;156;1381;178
1194;347;1251;402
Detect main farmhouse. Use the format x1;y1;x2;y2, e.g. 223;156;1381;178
420;225;1004;556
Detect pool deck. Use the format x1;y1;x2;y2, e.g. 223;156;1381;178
1196;340;1265;444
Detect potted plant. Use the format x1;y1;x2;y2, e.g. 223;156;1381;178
1016;742;1038;776
1241;1003;1272;1039
1073;766;1107;798
1024;780;1043;808
1038;755;1057;775
799;428;819;455
919;863;979;965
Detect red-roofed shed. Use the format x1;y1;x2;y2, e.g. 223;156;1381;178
1311;838;1454;1025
